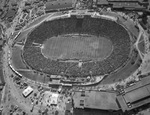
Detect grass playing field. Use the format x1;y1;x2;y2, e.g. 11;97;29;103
41;34;113;61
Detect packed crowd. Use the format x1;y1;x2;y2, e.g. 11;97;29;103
23;15;131;77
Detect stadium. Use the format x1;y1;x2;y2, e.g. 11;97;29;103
2;0;150;114
22;14;133;79
6;7;149;115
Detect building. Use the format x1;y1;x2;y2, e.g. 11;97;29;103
43;91;59;106
45;0;74;13
66;101;72;111
117;76;150;112
96;0;148;9
50;93;59;105
22;86;33;97
73;90;120;110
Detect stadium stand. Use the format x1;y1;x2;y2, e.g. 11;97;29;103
23;15;131;77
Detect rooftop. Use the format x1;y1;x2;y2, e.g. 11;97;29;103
73;90;119;110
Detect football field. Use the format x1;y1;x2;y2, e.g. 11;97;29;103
42;34;113;61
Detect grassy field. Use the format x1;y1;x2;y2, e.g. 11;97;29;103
42;34;113;61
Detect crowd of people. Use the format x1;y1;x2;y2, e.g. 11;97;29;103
23;15;131;77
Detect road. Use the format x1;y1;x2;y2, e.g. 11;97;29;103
3;45;38;115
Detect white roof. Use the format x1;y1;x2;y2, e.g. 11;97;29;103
44;92;59;105
50;93;59;105
22;86;33;97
